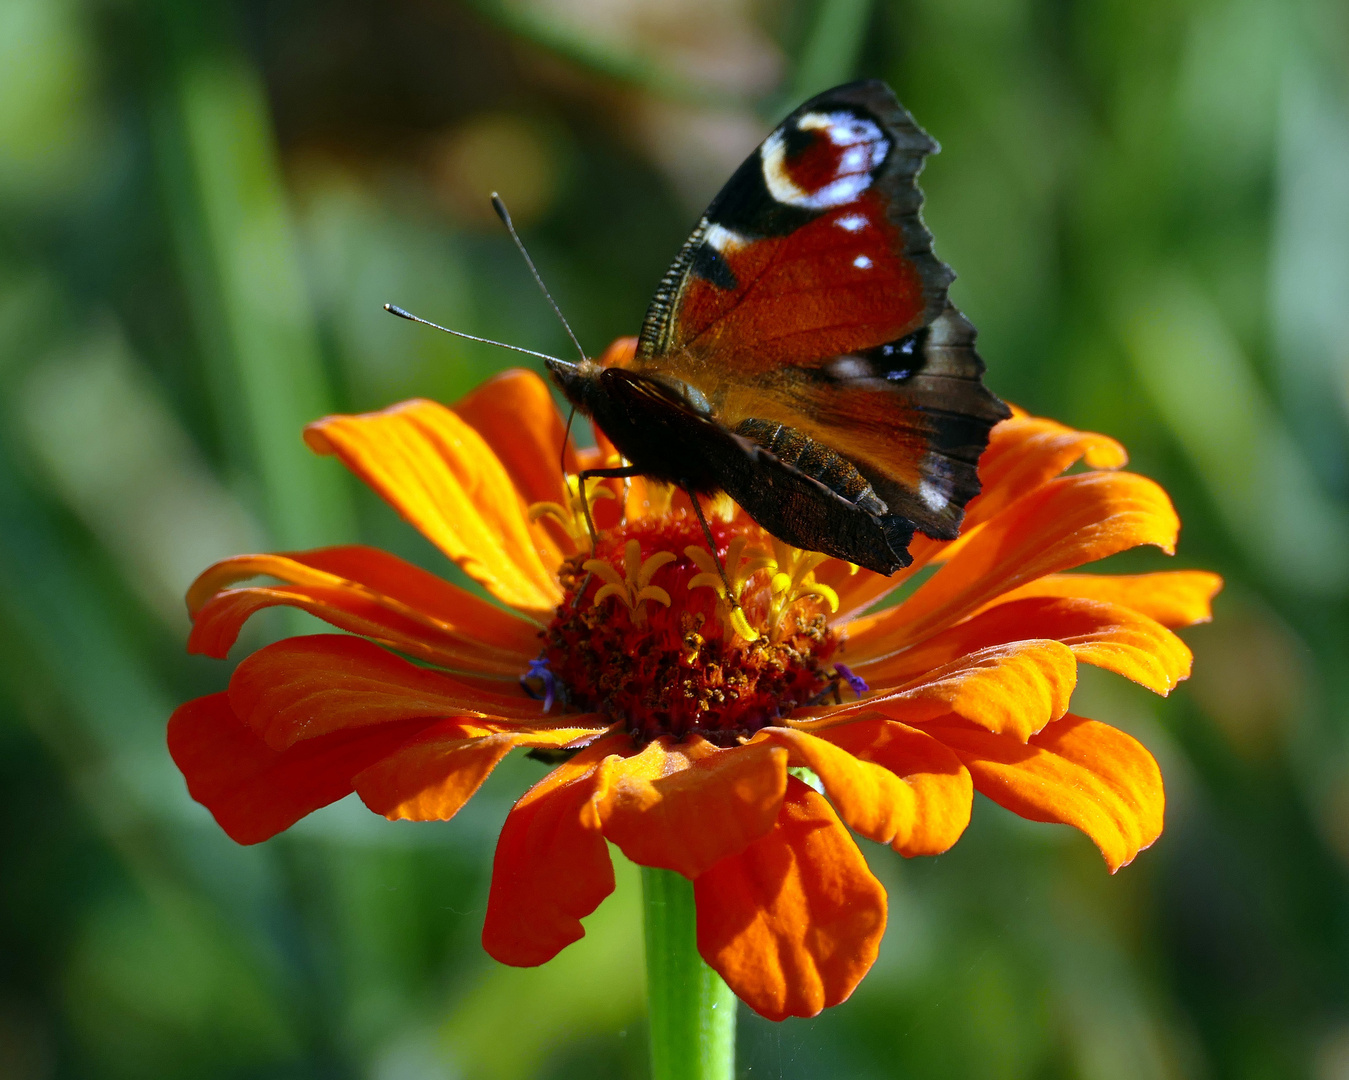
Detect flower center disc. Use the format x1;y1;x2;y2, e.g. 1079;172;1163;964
543;516;837;744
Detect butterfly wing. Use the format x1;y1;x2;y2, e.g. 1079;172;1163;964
637;80;948;369
626;80;1008;549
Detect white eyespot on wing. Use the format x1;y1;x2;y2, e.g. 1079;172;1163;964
919;479;949;511
760;110;890;211
827;355;871;380
836;214;867;232
798;112;887;162
760;129;810;205
704;223;747;253
804;173;873;208
853;255;873;269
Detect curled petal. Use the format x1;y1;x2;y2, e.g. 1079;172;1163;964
187;547;543;654
993;570;1223;629
168;692;432;844
927;714;1164;872
694;778;886;1021
190;584;530;676
950;415;1128;547
355;722;609;822
753;728;916;846
809;717;973;856
600;737;788;878
482;736;628;966
815;640;1077;742
857;597;1193;696
847;471;1180;656
229;634;551;750
305;399;563;615
453;369;576;509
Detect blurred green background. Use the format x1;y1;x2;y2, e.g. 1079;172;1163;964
3;0;1349;1076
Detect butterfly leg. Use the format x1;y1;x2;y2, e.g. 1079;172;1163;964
570;464;643;611
683;485;741;615
576;464;643;545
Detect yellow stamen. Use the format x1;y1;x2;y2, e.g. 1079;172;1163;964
756;540;840;639
528;476;616;550
583;539;675;623
686;536;774;642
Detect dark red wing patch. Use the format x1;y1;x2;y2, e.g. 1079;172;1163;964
665;193;929;371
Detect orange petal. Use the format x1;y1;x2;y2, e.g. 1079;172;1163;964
188;547;545;651
846;471;1180;656
993;570;1223;629
305;400;563;615
955;415;1127;540
813;640;1076;742
819;562;904;624
927;714;1164;872
167;692;431;844
482;735;628;966
599;736;788;878
808;717;973;856
229;634;552;750
856;596;1192;695
453;368;576;510
694;777;886;1020
354;722;606;821
190;578;534;676
596;336;638;368
753;727;916;847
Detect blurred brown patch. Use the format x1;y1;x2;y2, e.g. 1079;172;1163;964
1185;595;1308;759
428;112;561;227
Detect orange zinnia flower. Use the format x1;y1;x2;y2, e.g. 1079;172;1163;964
169;359;1220;1021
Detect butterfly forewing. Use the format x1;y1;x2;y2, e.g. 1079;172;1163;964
636;81;951;372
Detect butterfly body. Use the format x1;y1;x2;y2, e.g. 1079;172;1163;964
547;80;1009;575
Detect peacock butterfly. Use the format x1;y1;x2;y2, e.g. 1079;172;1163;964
386;80;1014;578
545;79;1009;576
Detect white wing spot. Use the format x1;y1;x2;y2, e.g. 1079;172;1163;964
828;356;871;380
919;480;949;511
836;214;867;232
853;255;873;269
704;223;746;253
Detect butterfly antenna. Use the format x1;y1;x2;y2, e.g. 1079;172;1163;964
491;192;587;361
383;304;574;367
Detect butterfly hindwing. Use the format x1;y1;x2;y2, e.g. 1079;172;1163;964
593;368;919;571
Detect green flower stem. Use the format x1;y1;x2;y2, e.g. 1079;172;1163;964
642;867;736;1080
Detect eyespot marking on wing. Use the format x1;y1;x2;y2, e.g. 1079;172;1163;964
827;356;872;380
814;329;928;386
919;478;949;511
759;108;890;211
